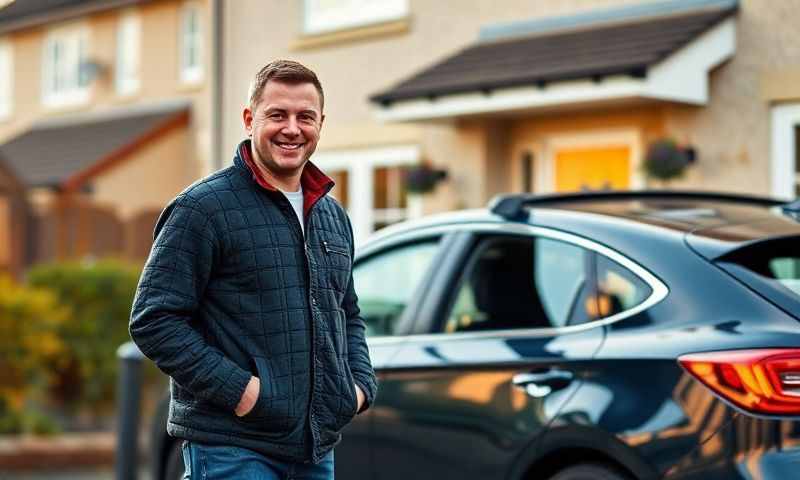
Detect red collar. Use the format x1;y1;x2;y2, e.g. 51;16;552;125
239;140;334;217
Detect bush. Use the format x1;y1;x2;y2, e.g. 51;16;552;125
27;260;141;417
0;275;68;434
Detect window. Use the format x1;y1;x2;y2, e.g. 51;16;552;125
179;3;202;84
328;169;349;208
303;0;408;35
373;166;408;230
444;235;594;334
0;40;11;119
595;255;652;317
116;12;140;95
353;239;440;336
42;26;90;107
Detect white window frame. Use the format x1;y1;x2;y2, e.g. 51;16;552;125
116;10;141;96
311;145;420;244
179;2;203;84
41;24;91;108
303;0;408;35
0;40;11;119
771;103;800;200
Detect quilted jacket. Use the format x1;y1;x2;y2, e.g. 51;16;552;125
129;141;377;463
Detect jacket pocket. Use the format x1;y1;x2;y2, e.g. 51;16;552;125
343;359;359;418
238;356;273;421
322;240;349;258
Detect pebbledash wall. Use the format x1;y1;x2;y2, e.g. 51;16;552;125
221;0;800;243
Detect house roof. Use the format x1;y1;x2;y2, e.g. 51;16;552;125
0;101;190;190
370;2;737;105
0;0;150;34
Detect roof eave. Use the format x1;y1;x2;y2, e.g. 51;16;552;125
372;17;736;123
0;0;146;35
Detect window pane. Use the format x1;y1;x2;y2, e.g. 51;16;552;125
595;255;652;317
304;0;408;34
328;169;349;208
353;239;440;336
444;235;593;333
373;166;408;231
535;238;592;326
116;14;140;94
77;34;89;87
0;43;10;116
180;5;202;81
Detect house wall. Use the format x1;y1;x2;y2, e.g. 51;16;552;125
0;0;213;178
91;124;190;220
662;0;800;195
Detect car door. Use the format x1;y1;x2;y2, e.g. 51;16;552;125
371;225;607;480
334;232;453;479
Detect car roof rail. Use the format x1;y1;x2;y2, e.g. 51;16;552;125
488;191;784;220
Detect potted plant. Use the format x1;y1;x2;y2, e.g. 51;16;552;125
643;138;696;183
403;163;447;194
402;163;447;219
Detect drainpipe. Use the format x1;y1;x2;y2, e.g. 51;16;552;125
212;0;224;171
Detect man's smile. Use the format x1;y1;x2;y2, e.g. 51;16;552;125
273;141;304;151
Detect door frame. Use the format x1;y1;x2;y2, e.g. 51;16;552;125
312;144;420;244
770;102;800;199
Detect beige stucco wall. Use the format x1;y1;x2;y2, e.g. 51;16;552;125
91;125;190;220
0;0;214;178
661;0;800;195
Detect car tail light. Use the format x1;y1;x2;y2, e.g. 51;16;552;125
678;349;800;416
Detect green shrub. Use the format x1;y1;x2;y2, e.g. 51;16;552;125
0;275;68;434
27;260;141;416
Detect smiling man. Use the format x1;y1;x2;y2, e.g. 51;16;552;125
130;60;377;479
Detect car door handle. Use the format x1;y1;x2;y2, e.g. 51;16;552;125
512;370;574;398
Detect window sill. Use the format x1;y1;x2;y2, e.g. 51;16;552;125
176;79;205;93
291;17;410;51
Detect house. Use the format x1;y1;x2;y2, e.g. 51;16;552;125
0;0;218;276
221;0;800;243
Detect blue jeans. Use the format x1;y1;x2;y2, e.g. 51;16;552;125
182;441;335;479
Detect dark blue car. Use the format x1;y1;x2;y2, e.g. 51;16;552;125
152;191;800;480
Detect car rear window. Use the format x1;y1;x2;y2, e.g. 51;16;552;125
769;257;800;295
715;237;800;317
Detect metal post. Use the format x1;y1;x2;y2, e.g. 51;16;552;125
116;341;144;480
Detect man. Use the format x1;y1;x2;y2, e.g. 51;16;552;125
130;60;377;479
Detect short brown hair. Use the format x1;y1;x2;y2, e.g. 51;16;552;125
248;60;324;111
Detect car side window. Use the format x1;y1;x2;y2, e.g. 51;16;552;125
353;239;441;337
594;254;652;317
444;235;595;333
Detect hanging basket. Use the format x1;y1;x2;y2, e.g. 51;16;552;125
643;139;695;181
404;163;448;194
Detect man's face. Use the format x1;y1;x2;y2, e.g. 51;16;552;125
243;80;324;179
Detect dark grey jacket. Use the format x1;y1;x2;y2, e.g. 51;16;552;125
129;142;377;463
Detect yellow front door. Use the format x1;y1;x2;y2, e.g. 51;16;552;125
555;146;630;192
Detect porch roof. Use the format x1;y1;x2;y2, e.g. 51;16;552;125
0;0;150;34
0;100;189;190
370;0;738;122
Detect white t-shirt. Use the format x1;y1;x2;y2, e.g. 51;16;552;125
282;187;305;234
